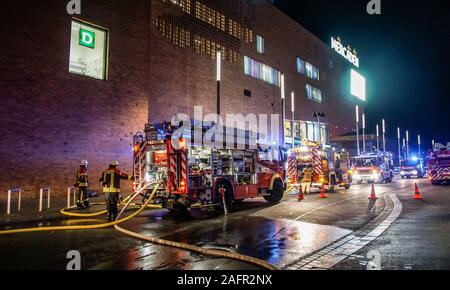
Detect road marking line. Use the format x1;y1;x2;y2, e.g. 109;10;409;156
283;193;403;270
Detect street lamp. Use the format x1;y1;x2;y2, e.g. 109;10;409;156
382;119;386;152
362;113;366;153
356;106;360;155
280;74;286;146
418;134;421;157
313;112;326;144
376;124;380;152
403;138;406;159
291;91;295;148
216;50;221;116
397;127;401;165
406;130;410;159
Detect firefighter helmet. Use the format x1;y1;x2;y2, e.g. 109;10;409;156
81;160;89;166
110;160;119;166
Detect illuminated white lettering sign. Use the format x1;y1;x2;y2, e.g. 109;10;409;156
331;37;360;68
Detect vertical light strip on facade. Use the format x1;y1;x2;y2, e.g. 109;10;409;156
256;35;265;54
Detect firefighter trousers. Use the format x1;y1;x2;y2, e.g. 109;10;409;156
105;192;120;221
77;187;90;209
301;182;311;194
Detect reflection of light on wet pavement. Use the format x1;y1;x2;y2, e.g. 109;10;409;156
285;193;402;270
267;219;352;267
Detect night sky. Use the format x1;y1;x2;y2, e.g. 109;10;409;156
275;0;450;151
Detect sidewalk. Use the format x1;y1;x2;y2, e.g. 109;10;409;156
0;195;106;227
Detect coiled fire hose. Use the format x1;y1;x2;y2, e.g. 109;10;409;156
0;185;156;235
0;183;279;270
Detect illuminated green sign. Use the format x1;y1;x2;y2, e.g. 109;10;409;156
79;28;95;49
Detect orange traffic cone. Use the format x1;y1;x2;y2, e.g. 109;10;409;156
414;183;423;200
319;184;328;198
369;183;378;200
298;185;304;202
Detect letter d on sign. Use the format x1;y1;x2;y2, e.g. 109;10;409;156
66;250;81;270
67;0;81;15
367;0;381;15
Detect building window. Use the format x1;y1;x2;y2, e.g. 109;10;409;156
162;0;191;14
244;27;253;43
297;57;319;80
69;20;108;80
195;1;225;31
154;15;240;63
244;56;281;87
228;18;242;39
306;84;323;103
256;35;264;54
302;121;328;143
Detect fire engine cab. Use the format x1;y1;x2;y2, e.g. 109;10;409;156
132;122;287;213
428;143;450;185
287;142;351;191
351;152;394;184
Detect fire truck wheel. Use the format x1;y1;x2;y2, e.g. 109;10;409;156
265;178;284;204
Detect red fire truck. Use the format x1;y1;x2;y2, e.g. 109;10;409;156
428;143;450;185
287;142;351;191
132;122;287;213
350;152;394;184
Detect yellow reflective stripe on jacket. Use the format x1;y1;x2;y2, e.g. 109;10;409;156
103;188;120;193
101;171;121;193
76;171;89;187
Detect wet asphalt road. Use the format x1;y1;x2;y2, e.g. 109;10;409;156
0;178;449;270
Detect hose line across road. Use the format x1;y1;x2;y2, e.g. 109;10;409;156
0;186;158;235
0;183;280;270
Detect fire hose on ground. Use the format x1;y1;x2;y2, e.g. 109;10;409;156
0;183;279;270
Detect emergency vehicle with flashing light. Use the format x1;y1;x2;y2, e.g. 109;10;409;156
400;156;425;179
428;143;450;185
287;141;351;191
351;152;394;184
132;122;287;213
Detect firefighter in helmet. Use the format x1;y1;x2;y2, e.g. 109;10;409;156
74;160;90;209
99;161;134;222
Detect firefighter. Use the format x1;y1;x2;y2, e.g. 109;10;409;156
74;160;90;209
99;161;134;222
301;165;313;194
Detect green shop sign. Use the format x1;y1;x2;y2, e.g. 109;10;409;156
79;28;95;49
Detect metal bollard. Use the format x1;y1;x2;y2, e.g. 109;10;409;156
39;188;51;212
67;187;76;208
6;188;22;215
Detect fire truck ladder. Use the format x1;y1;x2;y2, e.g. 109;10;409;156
133;132;147;192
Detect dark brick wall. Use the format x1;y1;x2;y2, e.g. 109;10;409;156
0;0;151;198
251;2;365;138
148;0;363;141
0;0;363;199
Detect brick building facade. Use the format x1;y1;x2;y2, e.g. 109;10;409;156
0;0;364;199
